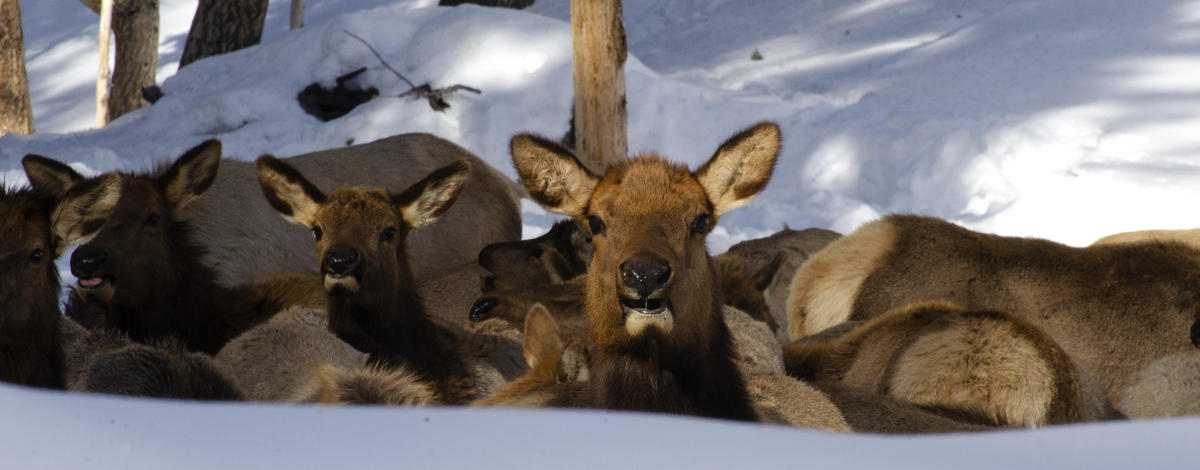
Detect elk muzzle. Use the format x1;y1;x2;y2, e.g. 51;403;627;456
618;252;674;337
469;297;499;323
70;244;115;302
321;244;361;293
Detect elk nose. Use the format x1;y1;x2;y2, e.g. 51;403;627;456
71;245;108;276
620;253;672;297
322;245;359;276
470;297;498;323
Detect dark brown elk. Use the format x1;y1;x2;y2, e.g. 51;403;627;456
788;214;1200;411
180;133;523;289
477;219;592;290
0;185;66;388
22;142;323;354
256;155;478;404
508;122;783;421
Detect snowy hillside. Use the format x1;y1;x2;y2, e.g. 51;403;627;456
5;0;1200;466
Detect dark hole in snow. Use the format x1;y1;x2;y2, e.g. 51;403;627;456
297;67;379;122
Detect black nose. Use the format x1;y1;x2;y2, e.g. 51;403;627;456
620;253;672;297
470;297;498;323
322;245;359;276
71;245;108;276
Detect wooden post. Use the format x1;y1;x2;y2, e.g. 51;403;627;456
0;0;35;135
96;0;113;127
290;0;304;30
570;0;627;174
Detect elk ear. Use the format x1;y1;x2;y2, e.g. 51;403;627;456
694;122;781;216
510;134;599;218
393;160;470;229
159;139;221;214
522;303;563;370
22;154;85;200
256;154;326;228
50;174;124;254
557;341;590;383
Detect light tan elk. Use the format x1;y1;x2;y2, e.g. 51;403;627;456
257;155;483;404
783;301;1120;427
505;122;785;421
180;133;523;288
788;214;1200;409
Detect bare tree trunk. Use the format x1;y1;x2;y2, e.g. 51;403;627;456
180;0;268;68
96;0;113;127
438;0;534;8
0;0;35;135
571;0;627;173
81;0;159;124
290;0;303;30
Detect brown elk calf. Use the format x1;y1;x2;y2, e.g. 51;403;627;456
23;143;323;355
477;219;593;290
257;155;479;404
784;301;1118;427
507;122;783;421
0;185;66;388
788;214;1200;410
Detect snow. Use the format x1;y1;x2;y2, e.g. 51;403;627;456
5;0;1200;465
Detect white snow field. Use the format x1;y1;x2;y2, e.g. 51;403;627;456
4;0;1200;466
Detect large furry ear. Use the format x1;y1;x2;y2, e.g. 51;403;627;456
256;154;326;228
522;303;563;370
50;174;124;254
393;160;470;229
159;139;221;214
694;122;781;216
22;154;85;200
510;134;599;218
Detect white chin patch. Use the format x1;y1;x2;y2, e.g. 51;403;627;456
74;282;114;304
624;307;674;337
324;274;360;293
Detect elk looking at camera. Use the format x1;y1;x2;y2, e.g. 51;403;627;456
257;155;478;404
22;142;323;355
508;122;781;421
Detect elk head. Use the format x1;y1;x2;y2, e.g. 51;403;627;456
22;141;221;310
0;185;63;332
510;122;781;355
256;155;470;299
477;219;593;290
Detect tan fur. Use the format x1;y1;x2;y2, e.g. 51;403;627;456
473;304;589;408
787;221;895;339
787;214;1200;413
694;123;781;216
314;364;437;406
182;134;522;289
1120;351;1200;418
50;174;123;252
1092;228;1200;250
784;301;1102;427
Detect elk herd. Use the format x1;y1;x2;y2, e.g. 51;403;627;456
3;121;1199;434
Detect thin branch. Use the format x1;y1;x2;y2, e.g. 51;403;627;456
343;30;415;89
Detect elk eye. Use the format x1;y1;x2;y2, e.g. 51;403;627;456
690;213;711;236
380;227;398;243
530;245;543;258
312;226;324;242
29;249;44;264
586;215;606;236
144;213;160;227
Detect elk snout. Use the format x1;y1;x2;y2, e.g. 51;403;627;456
470;297;499;323
71;245;109;282
322;245;360;277
620;252;672;299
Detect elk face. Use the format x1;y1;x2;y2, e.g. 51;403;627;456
477;219;593;289
257;155;470;297
511;123;781;352
0;187;61;327
22;141;221;308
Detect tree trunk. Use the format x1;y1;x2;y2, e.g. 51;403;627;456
438;0;534;8
570;0;627;173
179;0;268;68
0;0;35;135
80;0;159;124
96;0;113;127
290;0;303;30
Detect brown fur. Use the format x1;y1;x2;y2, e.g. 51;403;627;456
478;219;593;289
1120;351;1200;418
257;156;479;404
510;122;782;421
0;183;66;389
714;252;785;332
25;143;324;354
83;338;243;400
474;304;591;407
788;214;1200;411
183;133;523;289
314;364;437;406
784;301;1105;427
471;276;591;343
718;227;841;339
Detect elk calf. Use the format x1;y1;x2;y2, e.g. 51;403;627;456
508;122;783;421
478;219;593;290
787;214;1200;411
258;155;479;404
